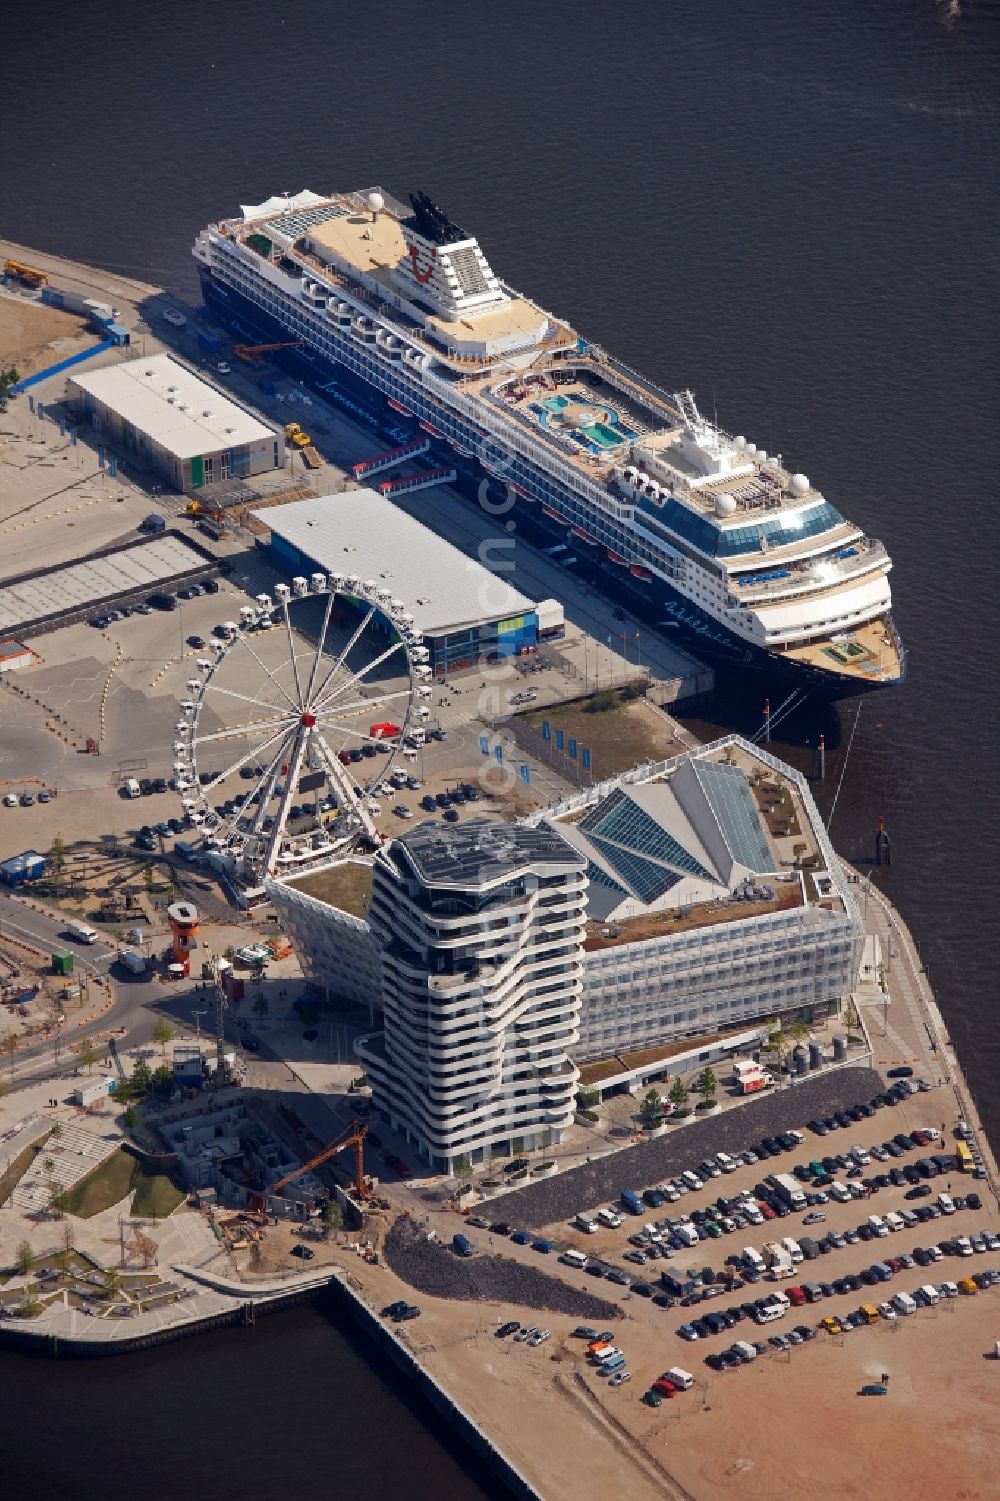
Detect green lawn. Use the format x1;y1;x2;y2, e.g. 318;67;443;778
131;1163;187;1220
0;1136;49;1209
63;1149;186;1220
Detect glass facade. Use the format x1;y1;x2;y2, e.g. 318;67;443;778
577;903;861;1060
637;496;847;560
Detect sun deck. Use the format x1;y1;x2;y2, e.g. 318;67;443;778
781;615;903;682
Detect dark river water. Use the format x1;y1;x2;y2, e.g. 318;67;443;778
1;2;997;1494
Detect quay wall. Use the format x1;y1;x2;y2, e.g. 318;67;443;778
325;1273;544;1501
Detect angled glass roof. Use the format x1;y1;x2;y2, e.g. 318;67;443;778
694;760;772;871
580;788;713;881
585;859;627;897
590;836;683;904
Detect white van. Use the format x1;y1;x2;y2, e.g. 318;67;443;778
597;1208;623;1229
674;1220;699;1248
885;1211;905;1233
122;777;141;799
742;1247;766;1274
892;1291;917;1316
681;1170;703;1192
664;1366;694;1390
829;1181;852;1203
716;1152;738;1174
780;1237;804;1265
574;1214;599;1235
67;920;98;945
919;1284;941;1306
851;1144;871;1166
937;1193;956;1216
560;1249;588;1269
867;1214;889;1238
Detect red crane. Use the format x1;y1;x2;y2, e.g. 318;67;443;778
249;1121;369;1216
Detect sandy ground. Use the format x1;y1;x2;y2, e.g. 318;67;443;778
0;297;90;379
342;1223;1000;1501
349;1217;1000;1501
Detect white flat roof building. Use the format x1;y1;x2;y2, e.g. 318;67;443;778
69;354;274;458
68;354;283;493
257;491;546;655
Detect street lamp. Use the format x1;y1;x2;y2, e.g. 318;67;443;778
192;1008;207;1050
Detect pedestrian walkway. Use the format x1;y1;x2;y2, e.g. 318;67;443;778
849;864;999;1206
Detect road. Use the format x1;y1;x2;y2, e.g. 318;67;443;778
0;891;160;1088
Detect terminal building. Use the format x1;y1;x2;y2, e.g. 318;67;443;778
253;491;563;677
269;737;863;1168
67;353;283;492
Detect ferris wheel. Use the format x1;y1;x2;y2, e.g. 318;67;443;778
171;571;433;883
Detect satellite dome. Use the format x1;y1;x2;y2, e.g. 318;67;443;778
715;493;738;517
790;472;810;496
734;435;746;449
367;191;384;214
756;449;768;464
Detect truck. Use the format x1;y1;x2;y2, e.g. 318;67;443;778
621;1190;644;1216
769;1173;807;1211
738;1070;774;1095
763;1243;793;1278
117;949;146;975
122;777;141;798
66;920;98;944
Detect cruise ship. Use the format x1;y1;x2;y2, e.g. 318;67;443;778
193;186;905;695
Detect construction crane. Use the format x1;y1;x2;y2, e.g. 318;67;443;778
249;1121;369;1217
4;258;48;288
203;953;232;1088
232;340;303;363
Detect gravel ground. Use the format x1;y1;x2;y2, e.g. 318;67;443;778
493;1065;885;1230
384;1216;622;1318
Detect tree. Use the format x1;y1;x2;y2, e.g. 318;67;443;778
151;1063;173;1096
695;1067;717;1105
79;1038;99;1074
323;1200;344;1239
668;1077;688;1110
639;1088;662;1126
42;1157;55;1178
49;834;67;895
142;863;155;896
152;1018;174;1056
766;1023;789;1067
131;1058;152;1095
48;1182;68;1219
15;1240;33;1278
575;1086;599;1112
788;1018;810;1045
453;1154;473;1180
122;1104;139;1130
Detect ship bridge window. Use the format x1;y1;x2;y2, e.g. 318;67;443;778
639;497;846;558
